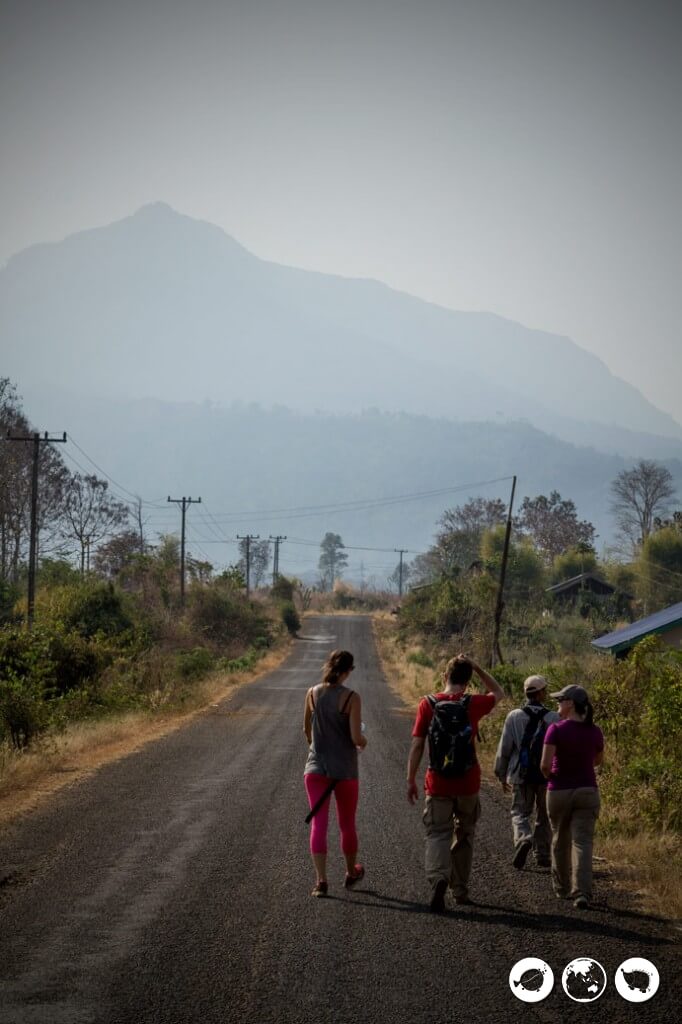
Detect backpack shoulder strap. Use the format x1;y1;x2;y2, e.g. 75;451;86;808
426;694;437;709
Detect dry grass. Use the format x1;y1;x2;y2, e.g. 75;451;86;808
372;614;682;923
0;636;292;827
596;833;682;921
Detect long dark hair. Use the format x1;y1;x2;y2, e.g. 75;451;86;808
322;649;354;686
573;698;594;726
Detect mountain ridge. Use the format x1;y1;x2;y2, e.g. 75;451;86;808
2;202;680;454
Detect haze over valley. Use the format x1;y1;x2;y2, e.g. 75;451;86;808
3;204;681;576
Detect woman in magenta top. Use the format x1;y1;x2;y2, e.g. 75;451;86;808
540;684;604;909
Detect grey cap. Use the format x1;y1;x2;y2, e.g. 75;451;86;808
523;674;548;694
549;684;589;703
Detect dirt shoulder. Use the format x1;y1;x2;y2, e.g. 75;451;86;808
0;638;292;828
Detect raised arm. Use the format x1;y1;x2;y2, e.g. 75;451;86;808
468;658;505;705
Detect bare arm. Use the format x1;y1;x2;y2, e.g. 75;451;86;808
594;750;604;767
407;736;425;804
348;693;367;749
469;658;505;705
540;743;555;780
303;688;313;745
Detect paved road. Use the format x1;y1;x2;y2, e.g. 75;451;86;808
0;615;678;1023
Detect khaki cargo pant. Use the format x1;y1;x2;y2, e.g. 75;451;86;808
547;787;600;899
423;793;481;898
511;783;551;860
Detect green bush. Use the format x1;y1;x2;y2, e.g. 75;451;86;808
406;650;434;669
280;601;301;636
176;646;214;680
271;576;295;601
0;625;103;697
0;670;48;748
51;582;135;639
187;584;271;647
492;663;528;699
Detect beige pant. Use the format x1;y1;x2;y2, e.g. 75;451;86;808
423;794;481;898
547;787;600;899
511;783;550;860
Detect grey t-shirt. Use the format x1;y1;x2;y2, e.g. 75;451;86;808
304;684;359;779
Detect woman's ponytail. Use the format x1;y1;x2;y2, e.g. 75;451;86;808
574;698;594;726
322;649;355;686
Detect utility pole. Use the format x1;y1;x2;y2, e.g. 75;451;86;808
394;548;408;598
237;534;260;597
269;535;286;586
167;495;202;606
490;475;517;668
7;431;67;629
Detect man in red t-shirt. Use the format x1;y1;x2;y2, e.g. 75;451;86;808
407;654;503;912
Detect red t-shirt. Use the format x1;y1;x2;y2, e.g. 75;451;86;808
412;691;496;797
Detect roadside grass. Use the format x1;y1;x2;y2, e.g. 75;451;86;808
0;637;292;825
372;614;682;922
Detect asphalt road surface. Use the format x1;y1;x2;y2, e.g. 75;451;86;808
0;615;679;1024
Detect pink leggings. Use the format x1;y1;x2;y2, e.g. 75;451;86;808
304;774;359;855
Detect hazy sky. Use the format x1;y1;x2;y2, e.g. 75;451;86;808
1;0;680;419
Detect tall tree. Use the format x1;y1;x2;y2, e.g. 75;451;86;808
434;497;507;572
610;460;676;552
62;473;129;574
514;491;596;562
238;537;270;590
318;532;348;590
0;379;72;579
637;527;682;611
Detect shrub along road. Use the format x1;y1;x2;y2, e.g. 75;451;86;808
0;615;678;1023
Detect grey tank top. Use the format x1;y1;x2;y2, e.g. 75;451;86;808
304;684;359;779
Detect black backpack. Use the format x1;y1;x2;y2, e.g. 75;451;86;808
518;706;549;785
426;694;476;778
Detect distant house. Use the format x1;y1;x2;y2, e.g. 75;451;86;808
591;601;682;657
546;572;617;601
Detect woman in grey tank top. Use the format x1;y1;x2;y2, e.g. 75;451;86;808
303;649;367;897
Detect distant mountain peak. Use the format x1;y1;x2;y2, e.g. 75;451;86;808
131;200;179;219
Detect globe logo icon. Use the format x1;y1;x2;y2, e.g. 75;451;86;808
615;958;660;1002
509;958;554;1002
562;957;607;1002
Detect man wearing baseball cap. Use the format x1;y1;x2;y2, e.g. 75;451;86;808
494;675;560;869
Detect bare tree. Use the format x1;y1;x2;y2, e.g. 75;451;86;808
610;460;676;553
0;379;71;578
62;473;129;574
514;491;596;562
238;537;270;590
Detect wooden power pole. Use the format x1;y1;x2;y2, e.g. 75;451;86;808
490;475;517;668
167;495;202;606
269;535;286;586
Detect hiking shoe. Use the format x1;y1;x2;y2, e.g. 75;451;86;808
454;893;473;906
344;865;365;889
573;895;589;910
430;878;448;913
311;881;328;898
512;840;532;870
